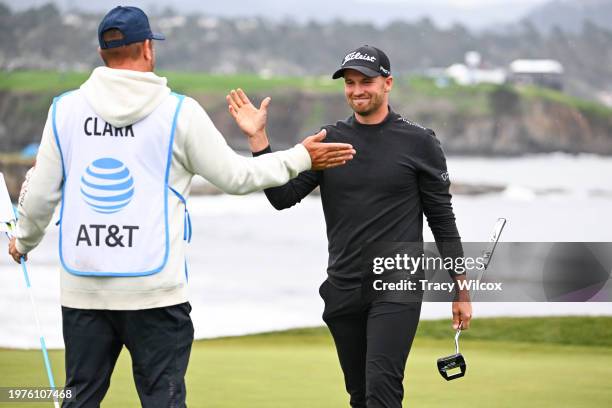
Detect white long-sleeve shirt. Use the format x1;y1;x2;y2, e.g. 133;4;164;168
15;67;310;310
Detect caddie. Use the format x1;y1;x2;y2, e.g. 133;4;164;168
7;6;355;407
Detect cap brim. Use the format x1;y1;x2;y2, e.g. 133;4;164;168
151;32;165;40
332;65;381;79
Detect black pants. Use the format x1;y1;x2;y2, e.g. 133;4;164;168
61;302;194;408
320;281;422;408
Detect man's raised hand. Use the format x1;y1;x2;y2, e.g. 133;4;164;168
302;130;356;171
226;88;271;151
226;88;356;170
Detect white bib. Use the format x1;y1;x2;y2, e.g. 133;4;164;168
52;90;185;277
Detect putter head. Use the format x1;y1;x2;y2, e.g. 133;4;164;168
437;353;466;381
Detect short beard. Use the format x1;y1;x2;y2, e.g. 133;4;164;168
348;91;385;116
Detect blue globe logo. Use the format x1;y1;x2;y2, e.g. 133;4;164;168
80;158;135;214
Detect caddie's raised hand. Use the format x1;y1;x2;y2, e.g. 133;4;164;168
8;237;27;264
301;130;356;171
226;88;270;139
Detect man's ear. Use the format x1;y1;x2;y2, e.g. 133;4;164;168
143;39;153;61
385;76;394;93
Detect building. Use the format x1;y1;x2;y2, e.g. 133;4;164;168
444;63;507;86
429;52;507;86
509;59;564;91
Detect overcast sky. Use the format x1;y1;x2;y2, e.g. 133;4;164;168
5;0;552;29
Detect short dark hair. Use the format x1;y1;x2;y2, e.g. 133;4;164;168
99;28;144;65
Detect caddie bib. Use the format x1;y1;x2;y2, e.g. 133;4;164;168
52;90;185;277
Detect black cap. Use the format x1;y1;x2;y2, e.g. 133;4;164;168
98;6;165;49
332;45;391;79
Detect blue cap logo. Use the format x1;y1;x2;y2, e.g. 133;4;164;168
80;158;135;214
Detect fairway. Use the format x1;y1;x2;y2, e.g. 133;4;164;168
1;318;611;407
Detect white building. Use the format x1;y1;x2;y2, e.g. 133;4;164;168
443;51;507;86
445;63;507;86
509;59;564;90
428;54;565;91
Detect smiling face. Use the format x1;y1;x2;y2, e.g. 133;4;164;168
343;69;393;122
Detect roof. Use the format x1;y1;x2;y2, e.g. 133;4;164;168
510;59;564;74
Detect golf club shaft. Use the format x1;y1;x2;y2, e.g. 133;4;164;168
6;226;60;407
454;325;461;354
20;257;60;408
3;175;59;406
454;218;507;351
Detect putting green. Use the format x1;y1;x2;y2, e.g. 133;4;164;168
1;318;611;407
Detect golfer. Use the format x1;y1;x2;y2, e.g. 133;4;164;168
228;45;472;407
7;6;354;407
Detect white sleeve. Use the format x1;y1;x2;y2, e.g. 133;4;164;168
15;107;64;254
177;98;311;194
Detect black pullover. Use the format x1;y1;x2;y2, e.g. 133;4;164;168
255;109;463;289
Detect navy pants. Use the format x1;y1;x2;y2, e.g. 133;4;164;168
320;281;422;408
61;302;194;408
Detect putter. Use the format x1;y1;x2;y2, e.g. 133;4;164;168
437;322;467;380
437;218;507;381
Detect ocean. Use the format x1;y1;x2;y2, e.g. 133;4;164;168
1;153;611;348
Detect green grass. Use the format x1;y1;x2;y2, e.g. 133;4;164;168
414;316;612;348
0;70;343;94
1;317;611;407
165;72;343;94
404;76;496;115
0;71;89;93
404;76;612;119
407;75;500;97
519;85;612;120
0;152;33;165
3;70;610;119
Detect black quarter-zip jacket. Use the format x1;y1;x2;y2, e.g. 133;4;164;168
255;108;463;289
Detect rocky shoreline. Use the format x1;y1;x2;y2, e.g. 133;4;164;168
3;86;612;156
0;156;32;201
